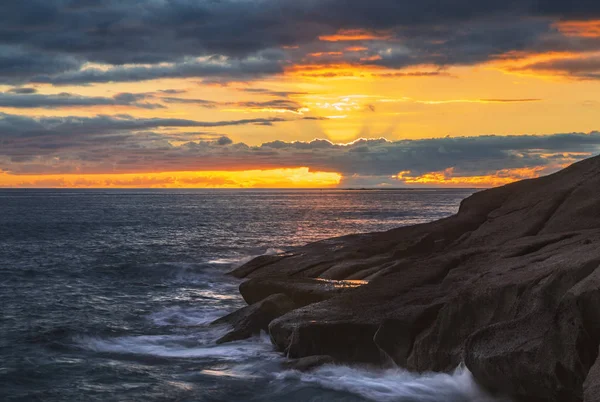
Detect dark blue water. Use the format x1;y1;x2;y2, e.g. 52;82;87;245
0;189;506;402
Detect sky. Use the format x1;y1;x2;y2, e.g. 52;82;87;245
2;1;600;188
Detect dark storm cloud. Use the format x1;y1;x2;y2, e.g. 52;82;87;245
3;1;600;84
0;91;164;109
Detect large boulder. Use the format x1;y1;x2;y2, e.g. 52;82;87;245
211;293;295;344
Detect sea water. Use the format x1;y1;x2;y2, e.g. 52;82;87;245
0;189;508;401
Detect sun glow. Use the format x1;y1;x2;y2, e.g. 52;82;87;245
0;168;342;189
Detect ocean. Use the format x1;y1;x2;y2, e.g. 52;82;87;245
0;188;507;401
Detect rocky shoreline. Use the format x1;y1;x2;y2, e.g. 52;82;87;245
215;155;600;402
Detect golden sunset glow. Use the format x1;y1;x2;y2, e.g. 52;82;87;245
318;29;393;42
0;169;342;189
396;167;548;188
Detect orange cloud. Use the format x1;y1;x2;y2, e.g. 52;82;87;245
554;20;600;38
396;167;549;188
318;29;392;42
0;168;342;189
487;50;589;79
308;52;344;57
345;46;368;52
285;63;384;79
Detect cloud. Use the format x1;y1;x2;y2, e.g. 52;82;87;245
239;88;309;98
0;91;164;109
8;87;37;94
3;1;600;84
0;90;306;113
152;94;308;114
1;110;599;181
0;45;83;83
31;54;286;85
216;136;233;146
0;112;298;168
0;112;294;141
511;54;600;79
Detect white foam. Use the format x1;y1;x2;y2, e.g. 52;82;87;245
275;364;510;402
78;327;511;401
77;333;274;361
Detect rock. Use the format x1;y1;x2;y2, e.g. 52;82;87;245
232;154;600;401
239;277;365;307
585;349;600;402
282;355;335;371
228;254;291;278
464;264;599;402
211;293;296;344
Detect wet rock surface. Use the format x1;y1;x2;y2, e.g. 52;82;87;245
211;293;295;344
224;155;600;402
282;355;335;372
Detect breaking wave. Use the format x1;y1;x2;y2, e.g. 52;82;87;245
274;364;510;402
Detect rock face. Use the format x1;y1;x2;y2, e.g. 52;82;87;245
228;155;600;402
211;293;295;344
584;350;600;402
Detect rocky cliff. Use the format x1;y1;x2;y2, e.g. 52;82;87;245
226;155;600;402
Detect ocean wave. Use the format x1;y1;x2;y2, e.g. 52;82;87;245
208;248;285;268
149;306;226;327
274;364;510;402
76;332;274;361
102;248;285;284
103;261;239;287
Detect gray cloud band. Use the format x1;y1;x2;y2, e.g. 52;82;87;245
1;112;598;177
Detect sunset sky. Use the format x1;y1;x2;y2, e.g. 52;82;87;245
2;1;600;188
